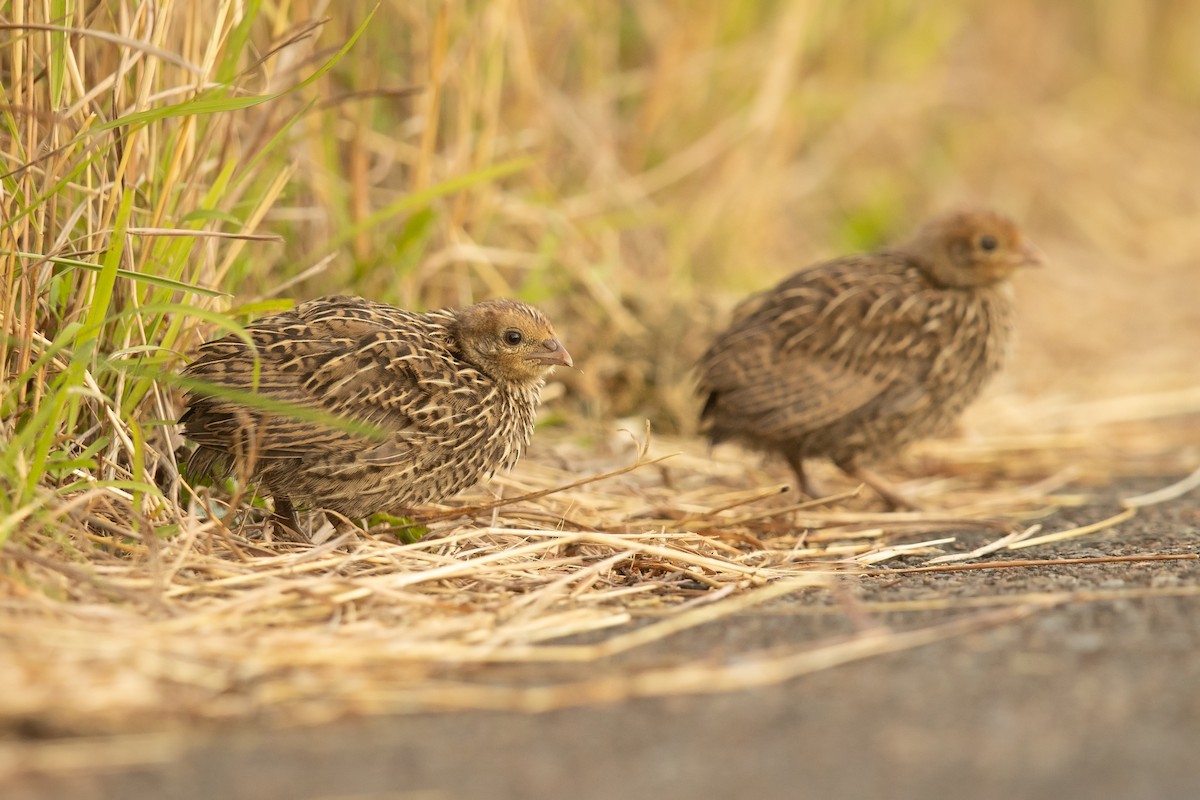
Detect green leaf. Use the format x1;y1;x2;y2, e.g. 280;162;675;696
108;359;390;443
327;157;533;253
371;513;429;544
7;251;227;297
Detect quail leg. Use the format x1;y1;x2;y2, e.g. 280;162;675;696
843;464;921;511
271;494;306;540
784;453;823;499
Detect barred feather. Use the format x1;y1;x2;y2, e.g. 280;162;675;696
180;296;570;522
697;209;1040;500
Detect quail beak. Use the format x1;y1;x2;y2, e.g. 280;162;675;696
528;338;573;368
1012;239;1045;268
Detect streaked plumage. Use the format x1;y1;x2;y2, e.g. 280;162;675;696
180;296;571;531
696;209;1041;507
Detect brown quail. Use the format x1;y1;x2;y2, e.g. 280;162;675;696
696;209;1042;508
180;296;571;533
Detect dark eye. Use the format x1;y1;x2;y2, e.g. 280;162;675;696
503;329;524;346
978;234;998;252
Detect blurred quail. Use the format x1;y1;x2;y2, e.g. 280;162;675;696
180;296;571;533
696;209;1041;508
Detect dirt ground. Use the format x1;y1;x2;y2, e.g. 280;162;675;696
6;477;1200;800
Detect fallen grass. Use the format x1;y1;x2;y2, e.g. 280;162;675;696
3;411;1197;743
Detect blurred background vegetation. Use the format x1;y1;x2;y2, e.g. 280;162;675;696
2;0;1199;539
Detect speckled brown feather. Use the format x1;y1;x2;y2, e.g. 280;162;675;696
697;209;1040;504
180;296;569;524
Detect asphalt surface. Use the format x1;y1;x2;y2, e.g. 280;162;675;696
7;479;1200;800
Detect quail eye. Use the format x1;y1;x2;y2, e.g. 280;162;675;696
503;329;524;346
978;234;998;252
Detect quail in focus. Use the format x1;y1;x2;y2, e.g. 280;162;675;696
696;209;1041;508
180;296;571;533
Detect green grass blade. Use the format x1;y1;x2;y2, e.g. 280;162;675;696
326;157;534;254
6;251;228;297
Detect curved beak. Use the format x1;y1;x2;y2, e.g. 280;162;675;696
528;337;573;368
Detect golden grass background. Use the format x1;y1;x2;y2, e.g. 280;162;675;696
2;0;1200;751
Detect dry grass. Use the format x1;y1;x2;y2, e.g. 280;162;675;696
2;0;1200;753
3;415;1197;745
